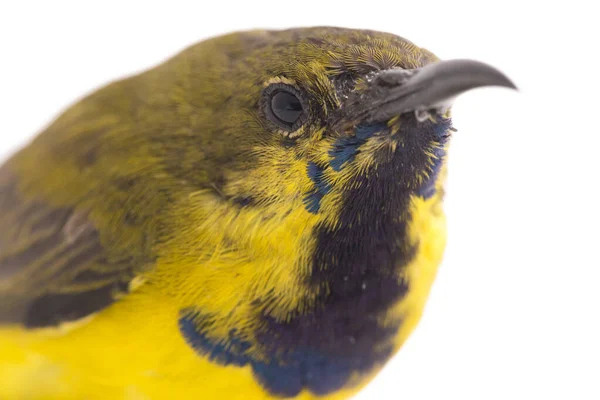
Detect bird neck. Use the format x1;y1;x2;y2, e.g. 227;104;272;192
263;149;421;349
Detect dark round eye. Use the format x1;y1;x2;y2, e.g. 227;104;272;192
263;83;308;132
271;91;303;124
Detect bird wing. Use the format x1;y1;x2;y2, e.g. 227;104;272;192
0;167;147;328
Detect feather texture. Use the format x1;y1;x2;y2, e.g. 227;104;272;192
0;27;451;399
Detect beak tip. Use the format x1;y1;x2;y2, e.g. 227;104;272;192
456;59;518;92
499;75;518;91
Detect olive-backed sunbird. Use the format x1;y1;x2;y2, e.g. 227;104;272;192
0;27;516;399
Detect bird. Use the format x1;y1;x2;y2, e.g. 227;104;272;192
0;27;515;399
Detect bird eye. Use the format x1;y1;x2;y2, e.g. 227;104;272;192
263;83;308;133
271;91;302;123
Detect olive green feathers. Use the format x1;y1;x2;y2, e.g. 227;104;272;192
0;27;514;400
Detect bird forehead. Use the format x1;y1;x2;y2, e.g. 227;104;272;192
237;28;438;75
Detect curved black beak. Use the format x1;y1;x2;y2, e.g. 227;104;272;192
347;59;517;123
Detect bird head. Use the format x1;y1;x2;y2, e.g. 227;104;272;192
161;27;515;231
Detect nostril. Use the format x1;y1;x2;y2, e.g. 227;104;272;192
372;68;414;87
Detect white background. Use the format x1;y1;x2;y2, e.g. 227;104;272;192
1;1;599;399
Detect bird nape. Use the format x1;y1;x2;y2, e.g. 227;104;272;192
0;27;515;399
